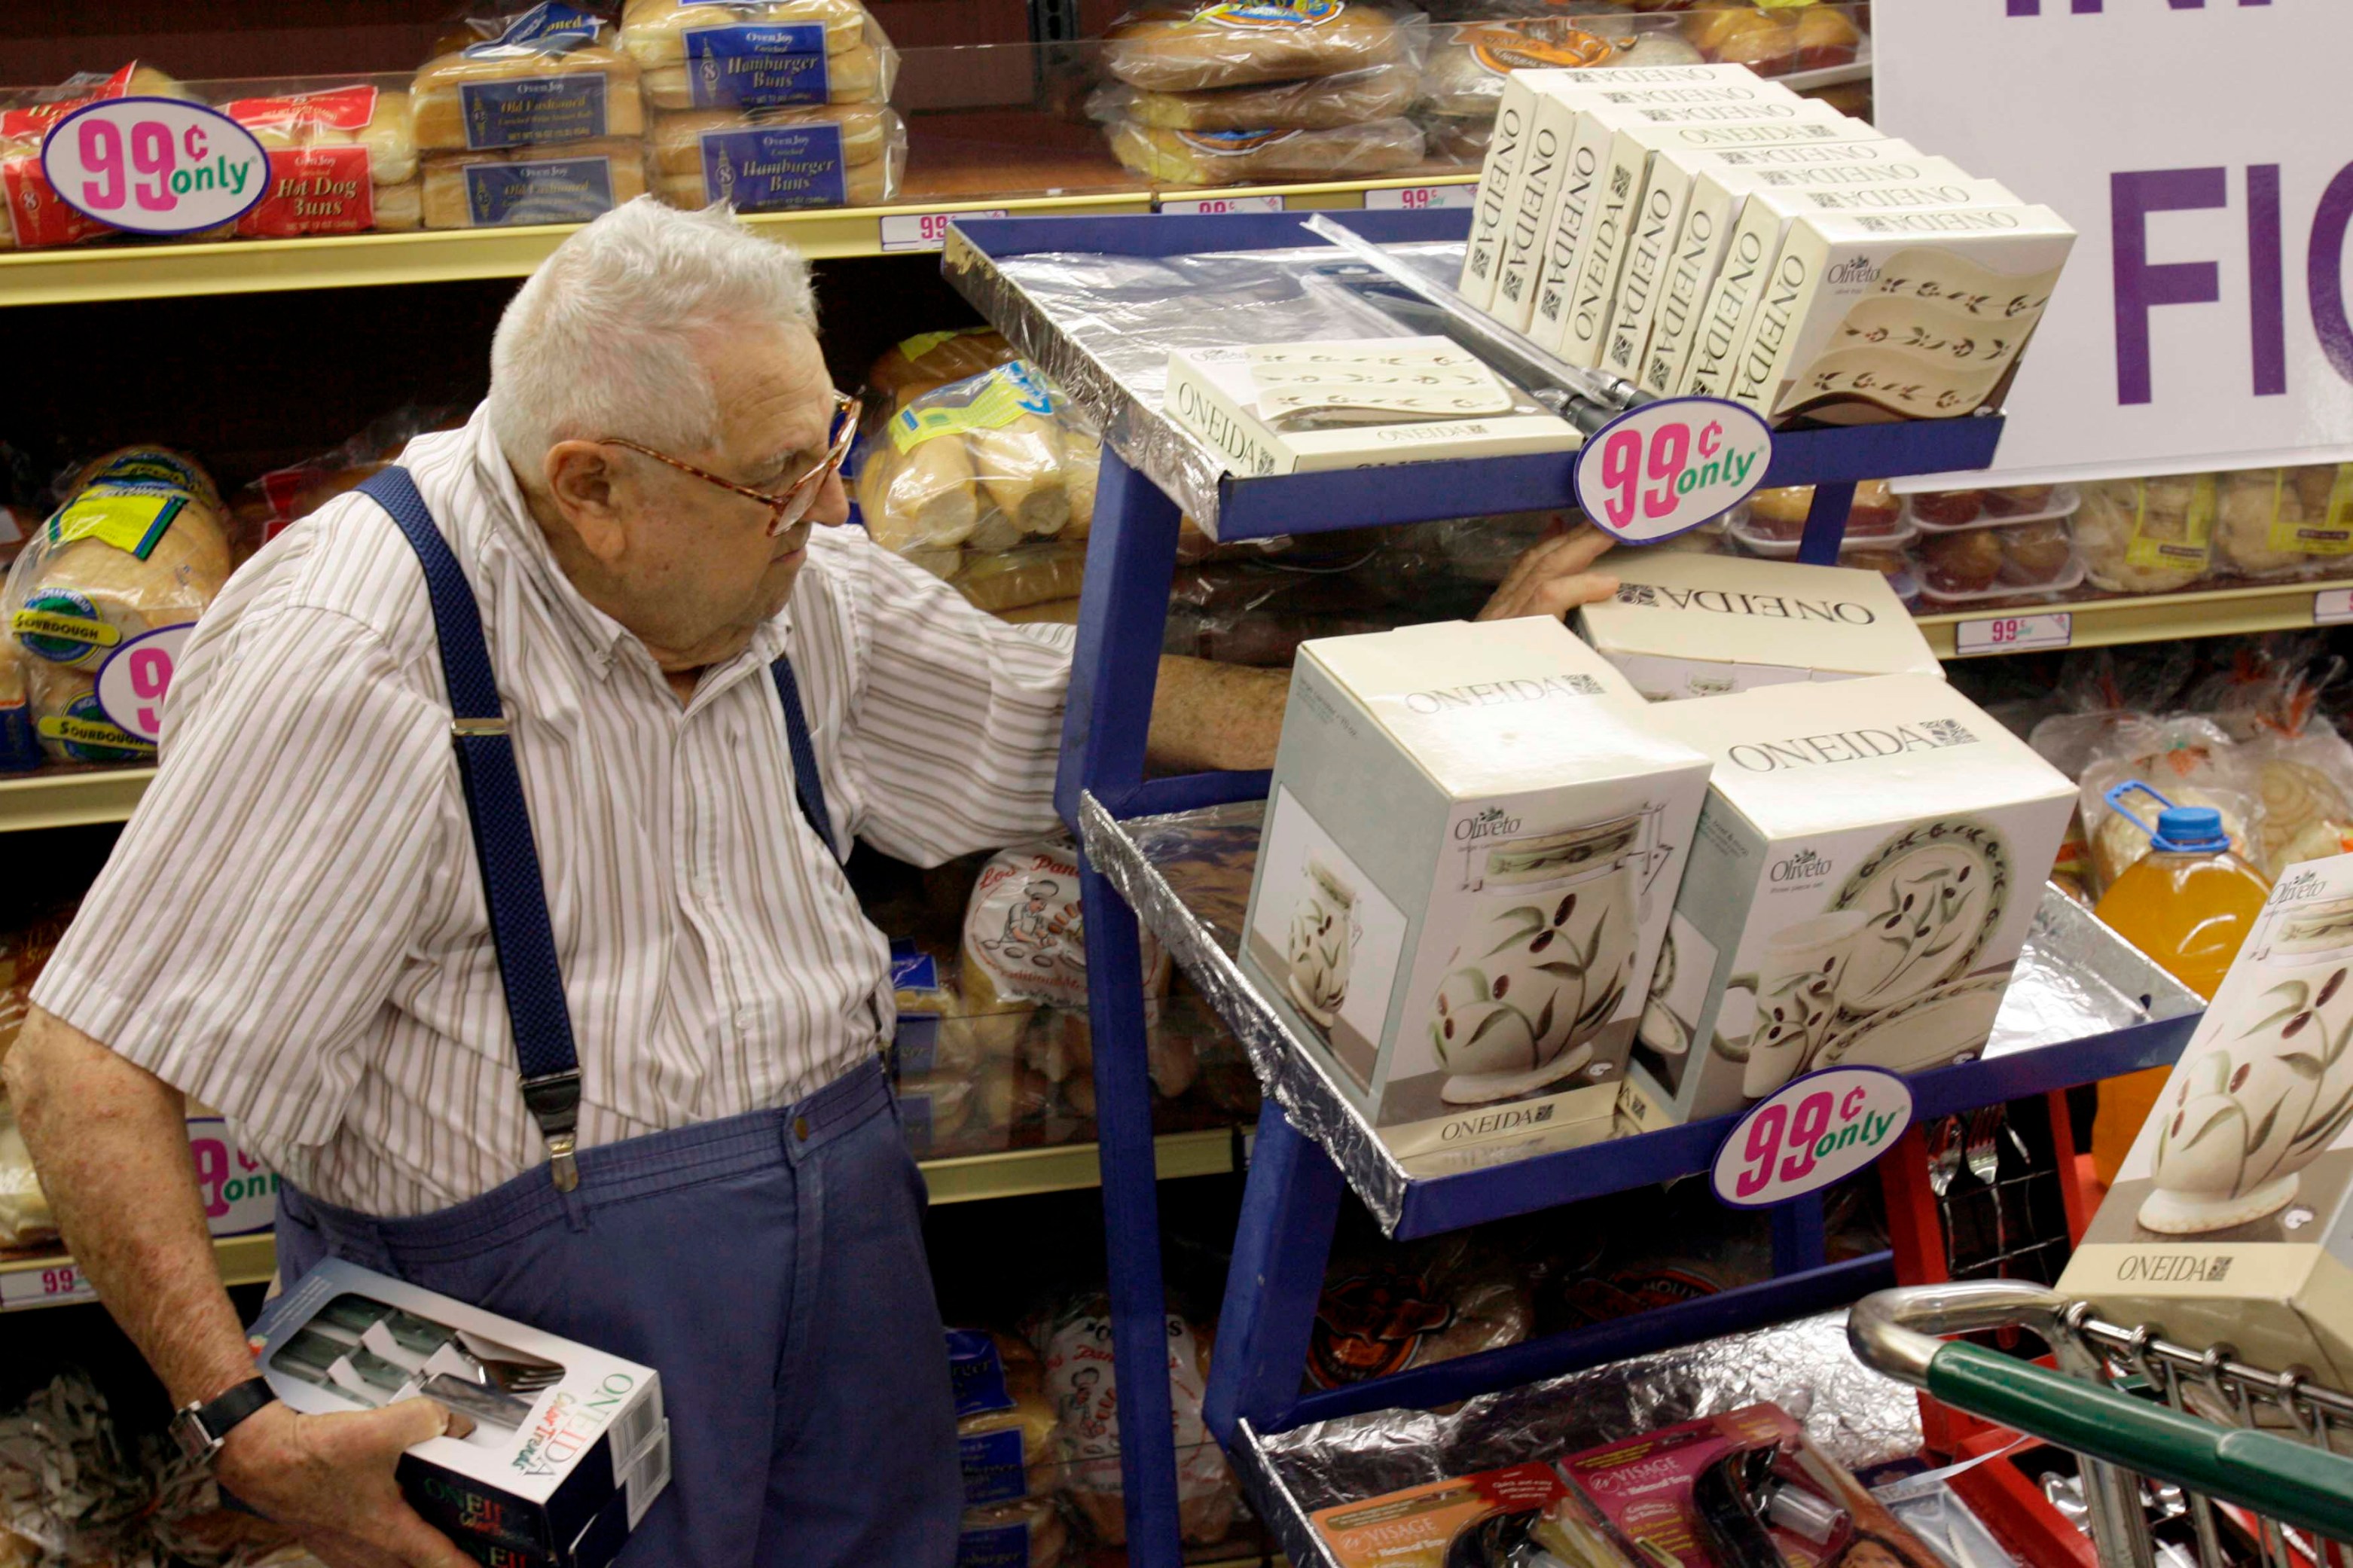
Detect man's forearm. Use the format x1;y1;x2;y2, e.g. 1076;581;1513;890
1147;655;1288;773
5;1010;256;1407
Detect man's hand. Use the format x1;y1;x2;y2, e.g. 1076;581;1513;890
1478;519;1619;622
218;1399;475;1568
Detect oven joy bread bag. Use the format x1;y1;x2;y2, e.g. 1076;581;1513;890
650;102;902;209
413;2;647;153
620;0;898;110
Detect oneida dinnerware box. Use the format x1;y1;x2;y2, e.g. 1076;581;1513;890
1574;551;1943;702
1622;673;2074;1125
2061;853;2353;1385
250;1258;670;1568
1240;618;1710;1158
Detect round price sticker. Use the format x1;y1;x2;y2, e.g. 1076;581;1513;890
94;624;192;745
1711;1066;1913;1209
41;98;269;236
1573;396;1773;545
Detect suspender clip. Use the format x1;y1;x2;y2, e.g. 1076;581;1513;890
520;1069;582;1193
451;716;509;737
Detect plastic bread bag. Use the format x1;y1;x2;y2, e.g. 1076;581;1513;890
2077;473;2217;594
2212;464;2352;581
1418;17;1617;118
233;404;469;550
420;137;650;226
1304;1233;1533;1391
414;2;645;154
1021;993;1201;1109
959;840;1170;1017
219;84;420;237
1683;3;1865;76
957;1494;1070;1568
856;362;1100;563
650;102;905;209
621;0;899;110
948;1329;1064;1506
1109;117;1425;185
1086;60;1418;131
1102;1;1426;93
0;63;198;249
0;1106;56;1250
866;328;1016;413
2075;715;2264;895
1027;1293;1239;1547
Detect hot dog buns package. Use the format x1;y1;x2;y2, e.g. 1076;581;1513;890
1103;0;1418;93
0;63;198;249
620;0;899;109
221;84;423;236
650;102;902;210
1109;119;1424;185
412;3;646;153
421;136;651;226
5;448;233;767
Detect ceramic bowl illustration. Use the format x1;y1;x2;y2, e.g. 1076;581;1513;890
1285;858;1358;1030
1732;910;1869;1098
1811;975;2008;1075
2140;964;2353;1234
1431;817;1641;1106
1829;821;2010;1018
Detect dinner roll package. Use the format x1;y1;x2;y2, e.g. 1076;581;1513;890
4;447;234;770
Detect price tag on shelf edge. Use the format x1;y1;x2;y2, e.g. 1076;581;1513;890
1363;185;1476;211
2317;589;2353;627
877;209;1008;253
1572;396;1772;545
2;1263;98;1311
1954;612;2073;657
94;623;192;746
43;98;269;236
1158;194;1285;215
1711;1066;1913;1210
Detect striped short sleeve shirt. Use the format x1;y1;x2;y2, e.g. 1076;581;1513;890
31;409;1076;1217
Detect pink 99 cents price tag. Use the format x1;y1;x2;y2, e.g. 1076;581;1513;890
1573;396;1773;545
41;98;270;235
1711;1066;1914;1209
94;624;193;746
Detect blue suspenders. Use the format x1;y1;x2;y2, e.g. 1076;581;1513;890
356;466;836;1191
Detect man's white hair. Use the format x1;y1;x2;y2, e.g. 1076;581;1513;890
487;197;817;477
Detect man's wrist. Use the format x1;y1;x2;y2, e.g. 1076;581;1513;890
171;1376;277;1466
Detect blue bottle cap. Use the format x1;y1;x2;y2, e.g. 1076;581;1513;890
2153;806;2229;853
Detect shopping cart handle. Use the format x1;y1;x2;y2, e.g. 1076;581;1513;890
1924;1341;2353;1541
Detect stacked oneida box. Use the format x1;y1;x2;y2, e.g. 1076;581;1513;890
1457;63;2076;424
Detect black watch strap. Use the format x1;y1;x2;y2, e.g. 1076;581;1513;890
174;1377;275;1463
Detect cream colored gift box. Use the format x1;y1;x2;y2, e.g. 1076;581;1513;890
1573;551;1941;703
1239;618;1710;1159
2061;854;2353;1386
1622;673;2074;1125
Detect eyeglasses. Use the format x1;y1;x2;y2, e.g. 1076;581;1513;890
601;390;860;538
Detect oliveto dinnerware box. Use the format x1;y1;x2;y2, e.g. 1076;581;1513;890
1573;551;1943;703
249;1258;670;1568
1239;617;1710;1158
2060;854;2353;1386
1621;673;2073;1126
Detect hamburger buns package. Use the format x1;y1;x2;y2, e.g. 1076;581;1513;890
412;2;646;153
651;102;902;209
620;0;899;109
420;136;651;226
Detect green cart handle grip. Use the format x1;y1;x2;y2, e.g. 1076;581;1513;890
1929;1341;2353;1542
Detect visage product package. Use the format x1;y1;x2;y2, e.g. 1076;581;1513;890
1241;618;1710;1158
249;1258;670;1568
1164;338;1580;476
2059;853;2353;1386
1573;551;1942;703
1623;674;2074;1125
1722;203;2078;426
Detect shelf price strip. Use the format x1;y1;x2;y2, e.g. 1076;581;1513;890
2;1262;98;1311
878;209;1009;253
2316;589;2353;627
1363;185;1476;211
1954;612;2073;657
1159;194;1285;215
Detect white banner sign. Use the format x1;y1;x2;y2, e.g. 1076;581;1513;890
1876;4;2353;486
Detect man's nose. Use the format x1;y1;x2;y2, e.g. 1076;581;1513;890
810;469;851;527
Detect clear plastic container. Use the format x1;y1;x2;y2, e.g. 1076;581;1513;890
1910;517;2083;603
1903;484;2080;532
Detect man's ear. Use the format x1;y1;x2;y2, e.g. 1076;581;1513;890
544;440;629;565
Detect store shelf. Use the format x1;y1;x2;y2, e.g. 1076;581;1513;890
0;767;153;832
919;1127;1237;1204
0;1231;276;1313
1921;577;2353;657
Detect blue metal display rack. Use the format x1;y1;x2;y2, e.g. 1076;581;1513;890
942;209;2204;1568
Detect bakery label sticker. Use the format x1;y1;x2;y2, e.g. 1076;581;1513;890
463;155;616;227
1711;1066;1913;1209
685;23;832;107
1573;397;1772;545
1196;0;1342;26
95;624;192;746
41;98;269;236
697;123;846;212
459;74;609;150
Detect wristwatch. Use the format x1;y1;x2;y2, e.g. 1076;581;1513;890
169;1377;276;1466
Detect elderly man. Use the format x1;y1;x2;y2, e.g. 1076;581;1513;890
5;199;1621;1568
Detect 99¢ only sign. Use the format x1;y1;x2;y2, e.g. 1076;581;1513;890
41;99;269;235
1711;1067;1915;1209
1573;397;1772;545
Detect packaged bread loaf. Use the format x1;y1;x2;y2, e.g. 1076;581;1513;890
867;328;1015;409
960;840;1170;1017
413;2;646;153
221;85;421;236
1418;18;1614;118
422;138;650;226
651;102;901;209
0;63;197;249
2077;474;2217;594
1109;118;1424;184
947;1329;1063;1506
621;0;898;109
958;543;1088;615
1088;61;1416;131
856;361;1100;568
1684;3;1863;75
0;637;32;771
2212;464;2351;581
957;1495;1068;1568
1103;0;1415;92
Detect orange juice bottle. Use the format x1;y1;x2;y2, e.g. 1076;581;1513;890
2089;782;2272;1182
